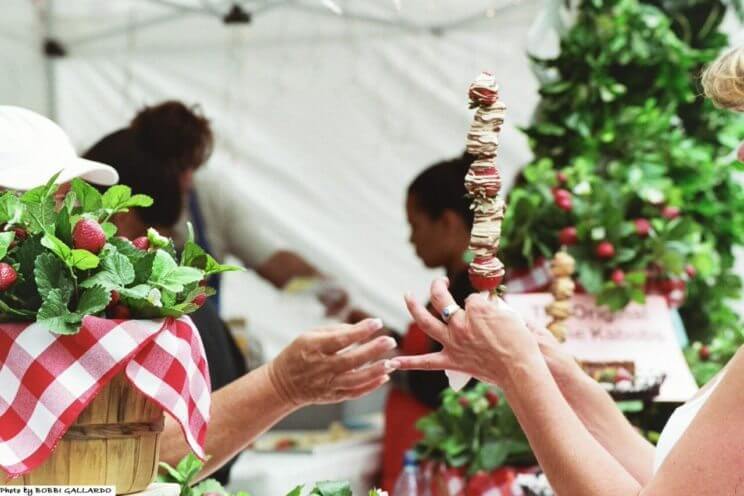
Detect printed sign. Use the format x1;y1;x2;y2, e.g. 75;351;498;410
505;293;698;402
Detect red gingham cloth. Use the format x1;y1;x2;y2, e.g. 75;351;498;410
0;316;211;477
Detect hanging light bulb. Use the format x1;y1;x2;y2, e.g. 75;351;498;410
322;0;343;15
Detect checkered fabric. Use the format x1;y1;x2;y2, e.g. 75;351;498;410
0;315;211;477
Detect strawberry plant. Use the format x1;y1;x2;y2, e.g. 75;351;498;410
415;383;534;475
500;0;744;348
0;173;240;334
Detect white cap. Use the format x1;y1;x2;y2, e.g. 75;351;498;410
0;106;119;190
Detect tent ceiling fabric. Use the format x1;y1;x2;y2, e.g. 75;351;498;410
1;0;542;357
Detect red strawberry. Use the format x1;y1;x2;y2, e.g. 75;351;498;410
132;236;150;251
615;367;633;383
108;290;120;308
108;304;131;320
699;345;711;361
12;228;27;241
458;396;470;408
596;241;615;259
556;171;568;184
73;219;106;254
634;218;651;237
611;269;625;285
0;263;17;291
556;196;572;212
465;471;495;496
685;264;697;278
553;188;571;202
486;390;500;407
558;226;578;246
468;271;503;292
661;206;680;219
193;293;207;307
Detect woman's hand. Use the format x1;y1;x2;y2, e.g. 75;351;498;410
267;318;395;406
391;278;541;386
526;322;585;390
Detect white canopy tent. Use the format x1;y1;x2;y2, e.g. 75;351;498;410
1;0;552;358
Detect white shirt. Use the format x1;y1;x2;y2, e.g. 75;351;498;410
653;371;725;473
173;166;276;268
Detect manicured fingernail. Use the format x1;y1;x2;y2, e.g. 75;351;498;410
369;318;383;330
384;359;396;372
382;337;396;350
388;359;401;369
381;375;390;384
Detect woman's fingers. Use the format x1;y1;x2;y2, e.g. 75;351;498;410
331;360;393;389
389;352;453;371
331;335;396;372
429;278;466;329
338;374;391;401
404;293;448;343
316;318;384;353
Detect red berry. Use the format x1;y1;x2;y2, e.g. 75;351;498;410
485;390;500;407
556;197;572;212
108;304;131;320
72;219;106;254
556;171;568;184
611;269;625;285
685;264;697;278
596;241;615;259
0;263;17;291
634;218;651;237
193;293;207;307
558;226;578;246
466;471;495;496
132;236;150;251
458;396;470;408
662;206;680;219
614;367;633;384
108;290;120;308
553;188;571;202
699;345;711;361
468;271;503;292
12;228;27;241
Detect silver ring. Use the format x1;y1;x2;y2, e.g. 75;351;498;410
441;303;461;323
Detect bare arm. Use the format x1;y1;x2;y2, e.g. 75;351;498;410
255;250;320;289
531;326;655;484
159;364;294;479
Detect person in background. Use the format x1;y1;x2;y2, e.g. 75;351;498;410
381;153;477;491
105;101;348;314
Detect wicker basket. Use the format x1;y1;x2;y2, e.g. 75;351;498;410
2;372;164;494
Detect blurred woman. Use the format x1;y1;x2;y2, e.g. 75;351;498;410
392;46;744;495
381;153;476;491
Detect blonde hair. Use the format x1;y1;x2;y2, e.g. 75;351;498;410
701;46;744;112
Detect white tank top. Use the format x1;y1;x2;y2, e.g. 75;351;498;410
653;372;724;473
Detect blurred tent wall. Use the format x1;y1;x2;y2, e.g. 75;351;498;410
0;0;545;357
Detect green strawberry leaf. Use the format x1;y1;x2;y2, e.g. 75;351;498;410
0;193;25;226
310;481;352;496
34;252;73;301
0;231;15;261
477;440;510;471
134;252;156;285
56;206;73;246
70;249;100;270
285;487;303;496
76;286;110;316
37;288;80;335
102;185;132;211
181;241;208;269
41;233;72;263
205;254;243;276
127;194;154;208
150;250;203;293
81;250;135;291
101;222;117;239
119;284;153;300
147;228;170;250
21;173;60;234
0;298;36;319
71;178;103;213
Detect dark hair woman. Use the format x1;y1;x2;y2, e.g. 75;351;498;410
381;152;477;491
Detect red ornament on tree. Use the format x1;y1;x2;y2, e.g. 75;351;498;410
611;269;625;285
662;206;680;219
634;218;651;237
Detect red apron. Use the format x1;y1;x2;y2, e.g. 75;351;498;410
381;322;436;491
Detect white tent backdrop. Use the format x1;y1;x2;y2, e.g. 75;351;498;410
1;0;547;358
2;1;740;361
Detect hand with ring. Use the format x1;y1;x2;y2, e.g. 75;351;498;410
392;277;542;387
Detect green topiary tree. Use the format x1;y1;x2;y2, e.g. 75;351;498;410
501;0;744;382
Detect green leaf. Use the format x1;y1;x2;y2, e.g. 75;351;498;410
191;479;227;496
157;462;185;484
579;262;604;293
34;252;73;301
310;481;352;496
70;249;100;270
71;178;103;213
0;193;25;226
478;440;510;471
285;487;303;496
0;232;15;261
76;286;110;316
147;227;170;249
101;222;117;239
128;194;154;207
596;286;631;311
0;298;36;319
56;206;73;246
175;453;204;486
41;233;72;263
37;288;80;335
81;251;136;291
22;175;59;233
102;185;132;210
150;250;203;293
